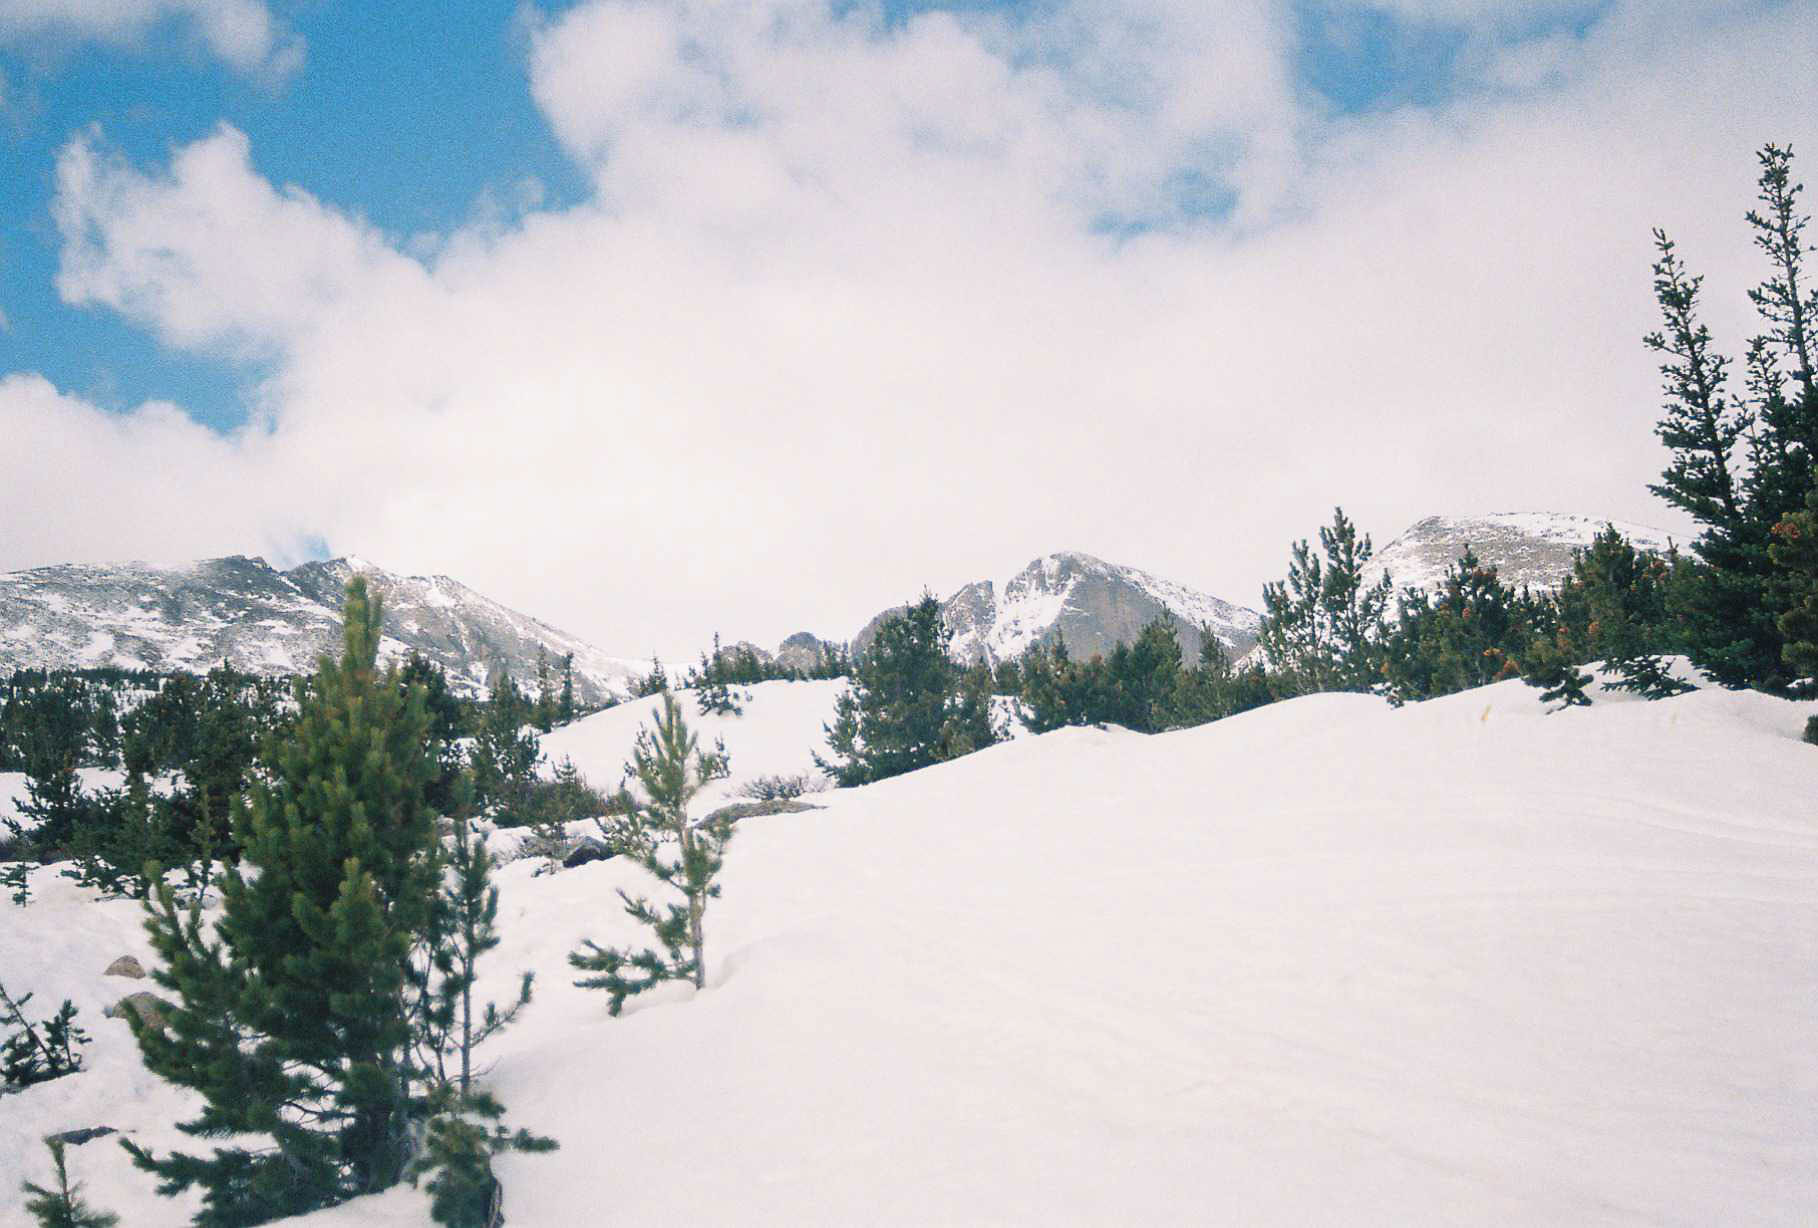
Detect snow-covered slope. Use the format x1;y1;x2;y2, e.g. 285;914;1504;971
858;551;1262;666
538;679;847;810
0;555;647;704
1366;512;1680;594
4;675;1816;1225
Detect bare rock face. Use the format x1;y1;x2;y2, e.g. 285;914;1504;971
1364;513;1680;595
773;632;841;673
103;955;145;979
854;552;1262;667
104;991;169;1030
0;554;648;704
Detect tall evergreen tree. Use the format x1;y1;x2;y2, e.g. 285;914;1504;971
126;578;442;1225
1258;508;1392;696
558;653;577;725
1646;144;1818;690
570;693;734;1015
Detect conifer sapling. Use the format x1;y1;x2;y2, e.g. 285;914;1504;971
570;692;734;1014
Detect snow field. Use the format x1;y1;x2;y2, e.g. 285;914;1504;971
1;675;1815;1224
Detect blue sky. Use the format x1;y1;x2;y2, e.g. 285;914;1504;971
0;0;1811;651
1;0;1605;431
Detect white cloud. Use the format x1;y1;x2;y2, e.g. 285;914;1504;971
0;0;301;78
6;0;1817;655
0;374;306;566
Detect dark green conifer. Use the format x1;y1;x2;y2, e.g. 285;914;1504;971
126;578;441;1225
21;1139;119;1228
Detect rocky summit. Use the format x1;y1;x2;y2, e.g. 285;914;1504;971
0;554;647;704
855;551;1262;666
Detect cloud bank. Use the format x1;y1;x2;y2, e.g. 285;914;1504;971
4;0;1817;654
0;0;301;78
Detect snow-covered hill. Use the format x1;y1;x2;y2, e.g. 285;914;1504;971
0;554;649;704
5;672;1815;1225
857;551;1262;666
1366;512;1680;594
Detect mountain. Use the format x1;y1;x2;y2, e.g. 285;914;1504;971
1364;512;1681;595
0;554;648;704
856;551;1261;666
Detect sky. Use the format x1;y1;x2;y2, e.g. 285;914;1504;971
0;0;1814;657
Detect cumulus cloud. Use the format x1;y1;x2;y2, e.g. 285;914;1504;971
0;0;301;78
5;0;1816;654
0;374;306;566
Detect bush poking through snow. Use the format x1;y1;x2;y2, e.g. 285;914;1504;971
736;772;824;803
1;979;89;1088
570;692;735;1015
20;1139;119;1228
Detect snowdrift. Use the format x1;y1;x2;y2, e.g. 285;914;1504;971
3;676;1816;1225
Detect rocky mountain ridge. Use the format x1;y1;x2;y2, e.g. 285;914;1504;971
855;551;1264;666
0;554;646;705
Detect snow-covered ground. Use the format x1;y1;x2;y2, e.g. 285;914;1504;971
3;674;1816;1225
539;678;849;810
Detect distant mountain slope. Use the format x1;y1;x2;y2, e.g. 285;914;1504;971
1365;513;1680;594
857;551;1261;665
0;554;646;703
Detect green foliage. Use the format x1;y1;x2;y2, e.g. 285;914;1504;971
1521;629;1593;712
629;656;670;698
1645;144;1818;691
21;1139;119;1228
1;981;89;1087
1017;620;1271;735
408;1086;558;1228
1554;526;1690;697
470;674;541;817
1258;507;1393;696
694;633;749;717
571;693;734;1015
1382;549;1551;704
815;595;1002;785
126;577;443;1225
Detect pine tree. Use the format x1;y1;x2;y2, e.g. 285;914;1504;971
1770;481;1818;740
406;791;553;1227
2;979;89;1087
21;1139;119;1228
533;647;556;734
558;653;577;725
470;674;540;818
1522;629;1593;712
570;693;734;1015
696;633;746;717
1258;508;1392;696
1555;525;1690;697
126;577;441;1225
816;595;996;784
1645;145;1818;691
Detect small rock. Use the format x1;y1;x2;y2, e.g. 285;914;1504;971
562;838;615;869
104;955;145;979
46;1126;116;1147
104;992;168;1030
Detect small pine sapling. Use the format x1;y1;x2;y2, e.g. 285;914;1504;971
570;692;734;1014
1;980;90;1087
21;1139;119;1228
1522;632;1593;712
408;797;555;1227
1609;654;1694;699
3;862;30;906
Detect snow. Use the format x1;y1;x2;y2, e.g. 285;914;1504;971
3;675;1817;1224
539;679;847;809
